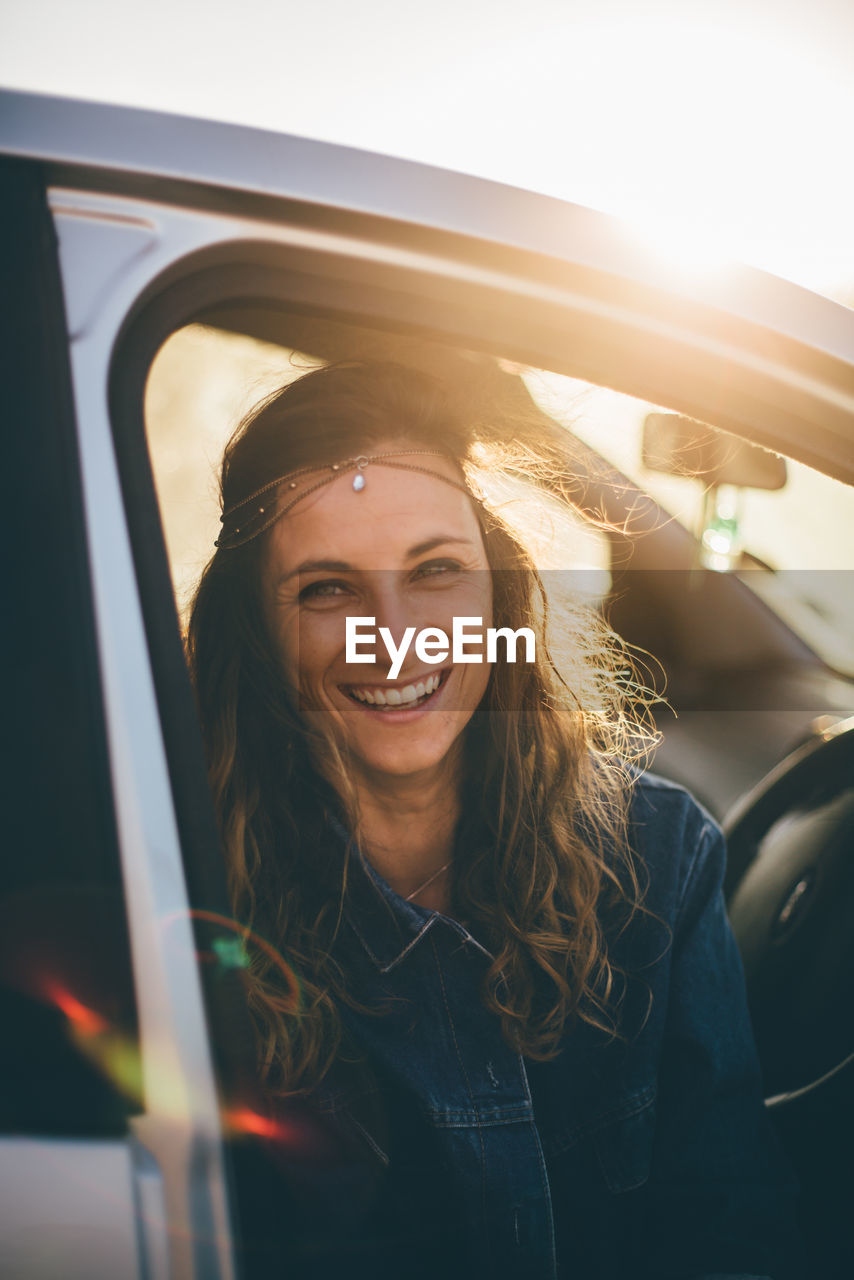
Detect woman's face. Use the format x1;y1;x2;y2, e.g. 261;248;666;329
262;442;493;787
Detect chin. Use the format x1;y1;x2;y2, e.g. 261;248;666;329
351;738;459;781
305;698;476;782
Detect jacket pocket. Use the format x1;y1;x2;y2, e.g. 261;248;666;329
589;1088;657;1193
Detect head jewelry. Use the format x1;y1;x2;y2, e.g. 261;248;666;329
216;450;475;550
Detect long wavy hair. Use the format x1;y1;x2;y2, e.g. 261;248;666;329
187;359;652;1096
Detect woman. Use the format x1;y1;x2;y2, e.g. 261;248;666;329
188;360;802;1279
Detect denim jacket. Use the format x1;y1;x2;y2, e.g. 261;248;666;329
235;773;803;1279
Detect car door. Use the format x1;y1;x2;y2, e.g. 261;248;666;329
0;152;237;1279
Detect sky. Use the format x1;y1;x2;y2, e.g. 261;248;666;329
3;0;854;300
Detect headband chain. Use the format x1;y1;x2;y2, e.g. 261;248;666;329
215;450;474;550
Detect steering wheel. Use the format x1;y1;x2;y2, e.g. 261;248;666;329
723;715;854;1103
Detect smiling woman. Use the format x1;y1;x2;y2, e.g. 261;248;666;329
186;360;804;1279
258;434;495;808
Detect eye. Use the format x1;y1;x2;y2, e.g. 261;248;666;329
413;558;462;581
298;578;353;603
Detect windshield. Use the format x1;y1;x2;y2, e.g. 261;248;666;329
523;369;854;678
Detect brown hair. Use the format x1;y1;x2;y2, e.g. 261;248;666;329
187;360;651;1095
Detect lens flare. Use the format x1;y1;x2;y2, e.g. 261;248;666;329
160;907;303;1013
0;893;306;1134
44;982;109;1036
223;1106;296;1143
39;981;144;1106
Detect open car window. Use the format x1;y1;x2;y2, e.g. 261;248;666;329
146;317;854;682
145;312;854;713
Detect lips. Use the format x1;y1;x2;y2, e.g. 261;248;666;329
341;668;449;711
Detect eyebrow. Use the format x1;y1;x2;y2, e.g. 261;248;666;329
278;536;476;584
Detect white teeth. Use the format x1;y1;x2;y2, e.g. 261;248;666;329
346;670;445;707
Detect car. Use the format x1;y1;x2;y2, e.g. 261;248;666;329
1;87;853;1279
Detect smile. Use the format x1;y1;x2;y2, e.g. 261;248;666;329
342;668;449;711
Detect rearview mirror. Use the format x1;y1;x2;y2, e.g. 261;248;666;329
642;414;787;490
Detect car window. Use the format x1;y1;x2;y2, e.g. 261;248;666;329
146;319;854;683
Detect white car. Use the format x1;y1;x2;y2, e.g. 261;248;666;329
1;88;852;1279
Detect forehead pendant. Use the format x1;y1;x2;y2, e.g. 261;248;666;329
216;449;472;549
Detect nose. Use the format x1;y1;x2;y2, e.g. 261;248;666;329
369;571;413;654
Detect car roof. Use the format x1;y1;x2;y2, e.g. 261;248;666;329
3;88;854;483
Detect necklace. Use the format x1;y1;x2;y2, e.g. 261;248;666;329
404;860;452;902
